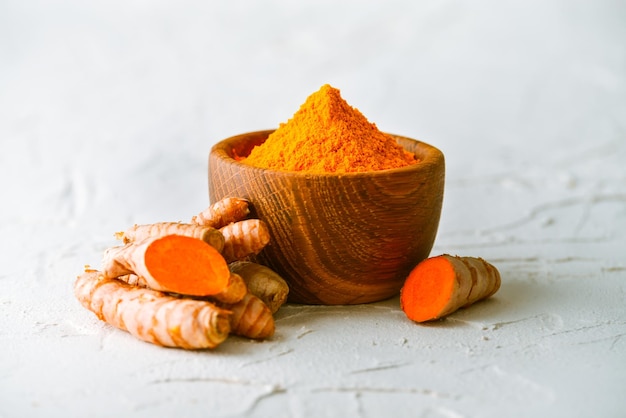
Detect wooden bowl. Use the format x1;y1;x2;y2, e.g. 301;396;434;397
208;130;445;305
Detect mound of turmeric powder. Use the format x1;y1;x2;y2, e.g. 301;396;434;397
243;84;418;173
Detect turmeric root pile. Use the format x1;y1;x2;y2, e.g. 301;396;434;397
75;197;503;349
74;197;289;350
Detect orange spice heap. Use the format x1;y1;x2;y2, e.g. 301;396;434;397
242;84;418;173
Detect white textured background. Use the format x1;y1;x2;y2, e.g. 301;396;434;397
1;1;625;417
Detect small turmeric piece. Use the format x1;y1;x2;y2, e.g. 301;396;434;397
101;234;231;297
228;261;289;314
115;222;225;253
400;255;501;323
206;273;248;305
192;197;250;229
222;293;275;340
220;219;271;263
74;270;231;349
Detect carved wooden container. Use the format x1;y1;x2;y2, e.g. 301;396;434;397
209;130;445;305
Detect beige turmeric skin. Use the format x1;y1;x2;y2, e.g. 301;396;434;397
221;293;275;340
115;222;225;253
228;261;289;314
192;197;250;229
74;270;231;349
220;219;271;263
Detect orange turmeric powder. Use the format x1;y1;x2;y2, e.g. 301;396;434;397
242;84;418;173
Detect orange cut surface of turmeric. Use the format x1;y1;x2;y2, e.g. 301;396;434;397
143;235;230;296
242;84;418;173
401;258;456;321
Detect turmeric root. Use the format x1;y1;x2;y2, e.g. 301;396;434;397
101;234;231;297
115;222;225;252
74;270;231;349
228;261;289;313
220;219;271;262
400;255;501;323
222;293;275;340
192;197;250;229
116;272;247;305
206;273;247;304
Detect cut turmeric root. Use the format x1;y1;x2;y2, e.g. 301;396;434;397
74;270;231;349
101;234;231;297
192;197;250;229
228;261;289;314
115;222;225;253
400;255;501;323
222;293;275;340
220;219;271;262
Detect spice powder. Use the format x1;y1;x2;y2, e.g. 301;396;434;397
242;84;418;173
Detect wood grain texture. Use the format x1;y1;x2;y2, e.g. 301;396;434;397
209;130;445;305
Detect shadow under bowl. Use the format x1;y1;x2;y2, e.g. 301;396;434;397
209;130;445;305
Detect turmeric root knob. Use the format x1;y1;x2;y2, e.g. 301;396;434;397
220;219;270;263
229;261;289;314
208;273;248;304
222;293;275;340
192;197;250;229
74;270;231;349
400;255;501;323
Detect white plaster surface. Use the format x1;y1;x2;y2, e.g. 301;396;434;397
1;1;625;417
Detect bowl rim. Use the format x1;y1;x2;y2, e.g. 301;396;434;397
210;129;444;178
